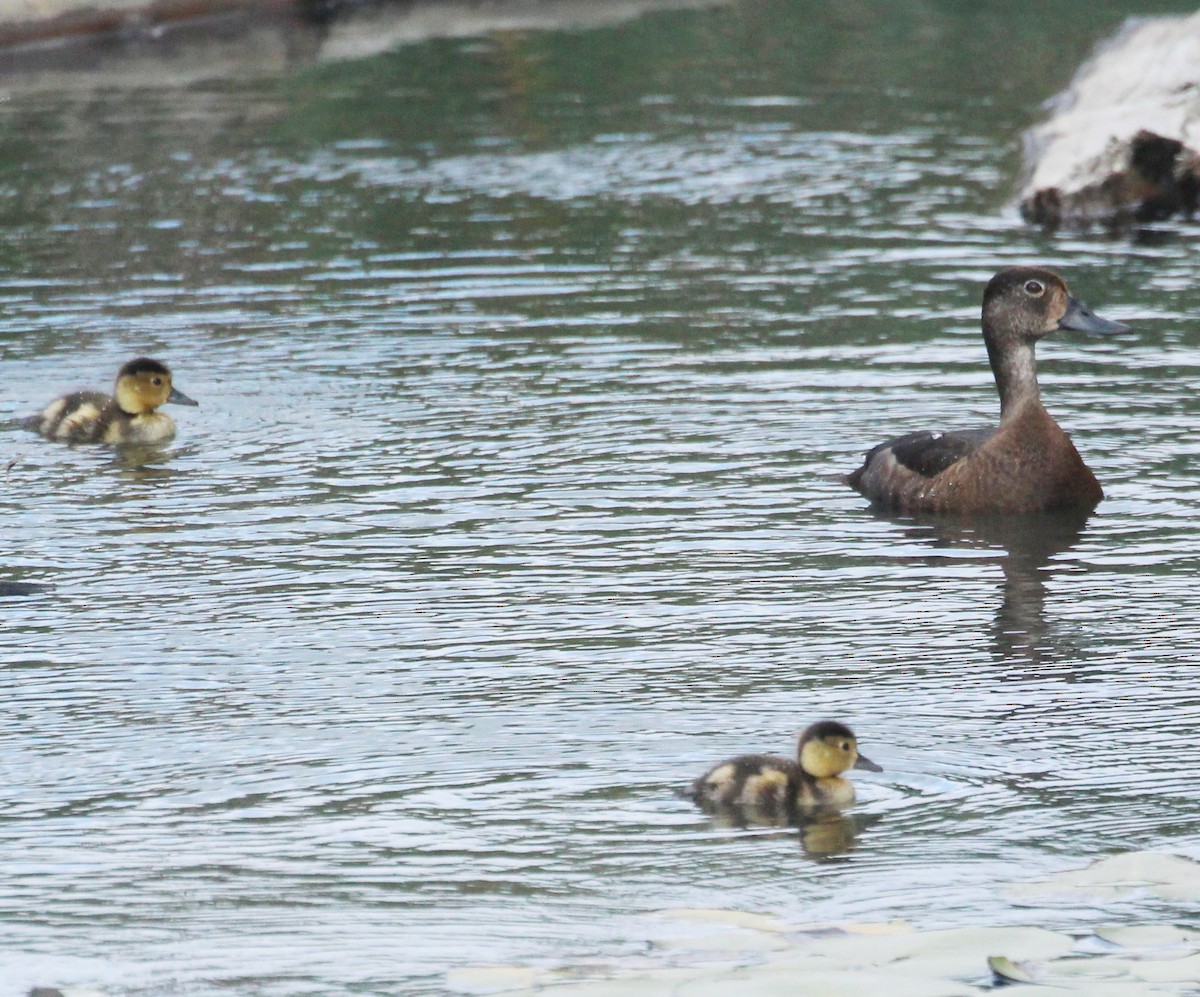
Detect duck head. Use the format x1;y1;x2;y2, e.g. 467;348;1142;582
981;267;1128;418
114;358;198;415
797;720;882;778
982;266;1128;344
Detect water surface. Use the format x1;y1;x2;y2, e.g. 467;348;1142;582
1;2;1200;994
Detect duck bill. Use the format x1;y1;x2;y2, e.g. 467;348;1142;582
167;387;199;407
1058;295;1129;334
853;753;883;773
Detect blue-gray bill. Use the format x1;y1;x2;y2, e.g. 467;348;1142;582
854;753;883;772
1059;295;1129;334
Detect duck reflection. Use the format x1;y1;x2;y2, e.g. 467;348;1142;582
797;810;874;861
888;507;1092;668
112;444;197;473
696;802;870;860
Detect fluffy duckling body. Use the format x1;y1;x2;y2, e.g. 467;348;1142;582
30;358;197;445
689;721;881;820
846;267;1128;515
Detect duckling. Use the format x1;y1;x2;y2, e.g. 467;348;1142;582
688;720;881;821
846;267;1128;515
28;358;197;445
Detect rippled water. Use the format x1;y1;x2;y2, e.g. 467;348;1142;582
2;2;1200;995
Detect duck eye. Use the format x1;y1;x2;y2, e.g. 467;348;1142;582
841;741;850;751
1023;280;1045;296
152;377;162;385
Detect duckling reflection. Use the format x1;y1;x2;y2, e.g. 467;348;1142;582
687;721;881;828
891;508;1091;668
797;810;872;860
26;358;197;445
699;800;867;859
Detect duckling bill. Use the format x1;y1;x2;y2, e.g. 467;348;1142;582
688;720;881;820
846;267;1127;515
28;358;197;445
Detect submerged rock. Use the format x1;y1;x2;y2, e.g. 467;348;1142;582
1007;850;1200;903
1019;11;1200;228
0;580;48;596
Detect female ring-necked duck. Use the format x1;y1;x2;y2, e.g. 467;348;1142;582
28;358;198;445
846;267;1128;515
688;720;881;817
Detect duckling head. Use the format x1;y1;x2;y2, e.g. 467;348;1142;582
113;358;198;415
983;266;1128;344
797;721;881;779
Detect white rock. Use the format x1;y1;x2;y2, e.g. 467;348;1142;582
1021;11;1200;196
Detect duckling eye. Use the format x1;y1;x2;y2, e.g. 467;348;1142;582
151;377;163;385
840;741;850;752
1023;280;1045;297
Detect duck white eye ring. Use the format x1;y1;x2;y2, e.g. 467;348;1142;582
1023;280;1045;296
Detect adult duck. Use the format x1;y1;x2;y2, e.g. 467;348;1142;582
846;267;1127;514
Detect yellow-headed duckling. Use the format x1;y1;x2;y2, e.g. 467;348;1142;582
846;267;1128;515
29;358;198;445
688;720;881;820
